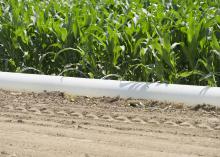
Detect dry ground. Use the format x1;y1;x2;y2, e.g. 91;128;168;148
0;89;220;157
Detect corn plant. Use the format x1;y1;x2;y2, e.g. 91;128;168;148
0;0;220;86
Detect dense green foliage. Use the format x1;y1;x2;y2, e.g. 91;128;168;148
0;0;220;86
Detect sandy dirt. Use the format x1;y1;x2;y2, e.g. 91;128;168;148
0;89;220;157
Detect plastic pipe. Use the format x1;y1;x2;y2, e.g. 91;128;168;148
0;72;219;106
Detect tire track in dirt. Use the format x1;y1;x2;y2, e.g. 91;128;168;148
1;104;220;131
0;89;220;157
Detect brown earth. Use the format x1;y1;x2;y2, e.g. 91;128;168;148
0;89;220;157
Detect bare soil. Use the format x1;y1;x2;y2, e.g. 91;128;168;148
0;89;220;157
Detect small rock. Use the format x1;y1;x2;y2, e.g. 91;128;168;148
109;96;120;103
64;93;76;102
128;101;145;108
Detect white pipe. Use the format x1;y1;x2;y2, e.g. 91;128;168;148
0;72;219;106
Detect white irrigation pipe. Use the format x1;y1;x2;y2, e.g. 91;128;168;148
0;72;220;106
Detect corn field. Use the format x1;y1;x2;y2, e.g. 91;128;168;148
0;0;220;86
